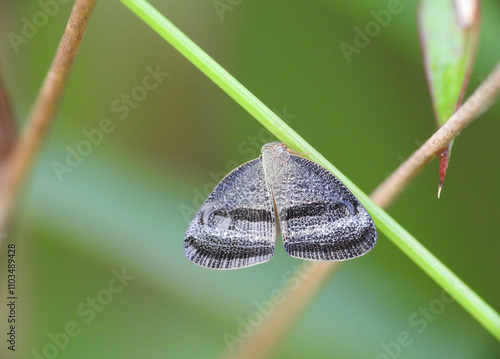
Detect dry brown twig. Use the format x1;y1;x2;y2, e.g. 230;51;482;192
0;0;97;234
372;60;500;208
225;60;500;359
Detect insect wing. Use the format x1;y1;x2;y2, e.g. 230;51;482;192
272;155;377;261
184;158;276;269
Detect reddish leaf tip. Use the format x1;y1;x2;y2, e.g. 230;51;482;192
437;145;451;199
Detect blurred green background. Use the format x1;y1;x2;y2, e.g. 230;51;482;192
0;0;499;358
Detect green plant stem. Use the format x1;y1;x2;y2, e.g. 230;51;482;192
119;0;500;343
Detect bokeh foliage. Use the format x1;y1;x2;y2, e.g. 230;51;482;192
0;1;499;358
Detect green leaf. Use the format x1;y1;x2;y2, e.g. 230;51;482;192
419;0;480;125
418;0;481;195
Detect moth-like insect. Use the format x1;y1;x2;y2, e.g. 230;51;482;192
184;143;376;269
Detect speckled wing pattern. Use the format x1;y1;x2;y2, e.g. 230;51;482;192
267;152;377;261
184;142;377;269
184;159;276;269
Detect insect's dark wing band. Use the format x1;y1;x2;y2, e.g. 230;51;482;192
274;155;377;261
184;158;276;269
184;234;274;269
283;221;376;260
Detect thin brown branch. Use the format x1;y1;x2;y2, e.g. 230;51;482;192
372;60;500;208
0;0;97;232
225;60;500;359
